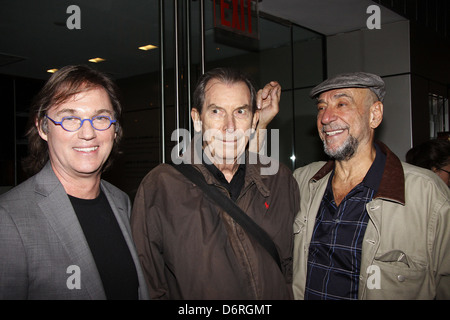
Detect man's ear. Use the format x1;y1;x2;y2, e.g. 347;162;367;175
36;118;48;141
191;108;202;132
370;101;383;129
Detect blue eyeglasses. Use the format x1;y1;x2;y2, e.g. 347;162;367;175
46;115;117;132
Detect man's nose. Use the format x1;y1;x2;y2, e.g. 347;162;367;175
320;106;338;124
77;119;97;139
224;114;235;133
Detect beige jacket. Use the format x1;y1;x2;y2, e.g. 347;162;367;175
292;142;450;300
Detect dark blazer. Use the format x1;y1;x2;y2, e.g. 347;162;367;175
0;162;149;300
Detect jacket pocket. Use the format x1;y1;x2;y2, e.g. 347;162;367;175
369;250;428;299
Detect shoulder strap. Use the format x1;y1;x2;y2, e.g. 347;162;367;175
171;163;281;270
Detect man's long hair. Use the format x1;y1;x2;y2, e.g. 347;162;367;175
22;65;123;176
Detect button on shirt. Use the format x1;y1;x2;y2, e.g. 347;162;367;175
304;143;386;300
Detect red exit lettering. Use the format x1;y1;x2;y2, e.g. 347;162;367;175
217;0;253;35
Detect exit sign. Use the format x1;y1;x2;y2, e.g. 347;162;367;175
214;0;260;46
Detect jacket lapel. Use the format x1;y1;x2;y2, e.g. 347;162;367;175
310;141;406;205
373;141;405;205
101;181;150;300
307;171;331;242
35;163;106;299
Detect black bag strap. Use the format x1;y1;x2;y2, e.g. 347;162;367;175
171;163;281;270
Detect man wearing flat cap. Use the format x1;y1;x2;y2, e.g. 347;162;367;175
293;72;450;300
257;72;450;299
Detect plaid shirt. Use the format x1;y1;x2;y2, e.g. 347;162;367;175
304;144;386;300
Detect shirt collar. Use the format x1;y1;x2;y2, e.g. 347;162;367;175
361;142;386;192
182;137;271;198
202;151;246;184
311;141;405;204
325;143;385;195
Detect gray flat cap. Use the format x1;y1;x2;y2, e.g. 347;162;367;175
310;72;386;102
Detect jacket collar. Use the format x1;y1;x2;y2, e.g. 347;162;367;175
182;137;270;197
194;151;271;198
311;141;405;205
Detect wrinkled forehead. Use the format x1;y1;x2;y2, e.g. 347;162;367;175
204;79;251;104
205;78;249;93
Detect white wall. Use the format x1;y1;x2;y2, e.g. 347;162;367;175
326;20;412;160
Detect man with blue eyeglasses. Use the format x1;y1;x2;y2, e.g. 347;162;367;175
45;113;117;133
0;65;149;300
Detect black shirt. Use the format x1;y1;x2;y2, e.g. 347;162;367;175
203;154;246;202
69;190;139;300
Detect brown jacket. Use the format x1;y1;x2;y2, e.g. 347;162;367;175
131;151;299;299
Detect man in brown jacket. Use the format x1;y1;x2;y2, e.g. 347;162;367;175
131;67;299;299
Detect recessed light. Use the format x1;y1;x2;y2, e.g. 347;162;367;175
47;68;58;73
138;44;158;51
88;57;106;63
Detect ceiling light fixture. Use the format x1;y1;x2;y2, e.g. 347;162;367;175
47;68;58;73
88;57;106;63
138;44;158;51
